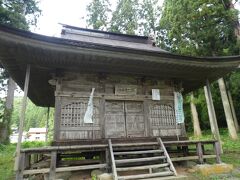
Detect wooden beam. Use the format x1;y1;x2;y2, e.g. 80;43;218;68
14;65;30;172
23;163;107;175
157;138;177;176
171;155;217;162
196;142;203;164
190;93;202;137
49;151;57;180
116;163;169;171
21;144;108;153
227;87;239;132
45;107;50;142
214;141;221;164
218;78;238;140
115;156;166;164
108;139;118;180
204;80;222;153
15;153;25;180
114;149;163;155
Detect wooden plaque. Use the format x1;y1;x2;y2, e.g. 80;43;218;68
115;85;137;95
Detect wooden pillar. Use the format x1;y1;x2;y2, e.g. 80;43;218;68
196;142;203;164
53;79;61;141
226;82;239;132
214;141;221;164
190;93;202;137
204;80;222;153
15;152;25;180
14;65;30;172
49;151;57;180
45;107;50;142
218;78;238;140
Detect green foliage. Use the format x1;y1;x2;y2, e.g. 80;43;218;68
86;0;111;30
159;0;239;56
86;0;163;36
228;70;240;122
159;0;239;134
110;0;140;35
0;143;15;180
189;128;240;170
11;97;54;139
0;0;41;29
0;0;41;144
0;142;46;180
139;0;161;36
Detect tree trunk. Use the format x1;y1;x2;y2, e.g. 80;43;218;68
204;80;222;153
190;93;202;137
227;88;239;132
0;77;16;144
218;78;238;140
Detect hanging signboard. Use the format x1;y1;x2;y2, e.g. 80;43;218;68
84;88;95;123
115;85;137;95
152;89;160;101
174;92;185;123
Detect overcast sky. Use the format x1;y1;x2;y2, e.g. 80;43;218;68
33;0;114;36
33;0;239;37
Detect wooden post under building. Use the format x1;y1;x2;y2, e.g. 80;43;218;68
204;80;222;153
190;92;202;137
226;81;239;132
218;78;238;140
15;65;30;175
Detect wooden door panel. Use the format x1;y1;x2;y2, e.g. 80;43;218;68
105;101;126;138
125;102;145;137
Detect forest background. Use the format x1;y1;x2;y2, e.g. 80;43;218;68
0;0;239;143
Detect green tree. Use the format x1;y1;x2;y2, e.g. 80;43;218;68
0;0;41;144
110;0;139;35
139;0;161;37
86;0;111;30
159;0;239;135
159;0;239;56
0;0;41;29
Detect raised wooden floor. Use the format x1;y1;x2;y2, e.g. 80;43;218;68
16;138;221;180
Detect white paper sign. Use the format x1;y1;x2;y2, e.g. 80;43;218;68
152;89;160;100
84;88;95;123
174;92;185;124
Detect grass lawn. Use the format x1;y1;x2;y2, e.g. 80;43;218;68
189;128;240;179
0;129;239;180
0;142;47;180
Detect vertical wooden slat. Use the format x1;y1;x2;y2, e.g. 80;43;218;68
196;142;203;164
49;151;57;180
15;152;25;180
45;107;50;142
105;148;110;172
204;80;222;153
15;65;30;171
214;141;221;164
157;138;177;176
25;153;30;169
108;139;118;180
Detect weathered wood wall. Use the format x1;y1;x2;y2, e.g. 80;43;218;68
53;72;185;140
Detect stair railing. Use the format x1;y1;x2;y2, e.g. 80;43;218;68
108;139;118;180
157;137;177;176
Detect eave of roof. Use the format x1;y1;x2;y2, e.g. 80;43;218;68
0;24;239;107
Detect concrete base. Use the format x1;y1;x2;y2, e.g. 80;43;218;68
193;163;233;176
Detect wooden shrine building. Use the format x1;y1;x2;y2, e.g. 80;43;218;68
0;24;239;180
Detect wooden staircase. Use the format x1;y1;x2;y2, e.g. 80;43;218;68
108;138;177;180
